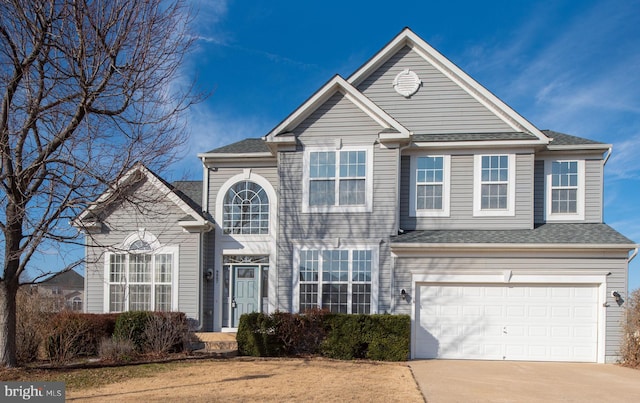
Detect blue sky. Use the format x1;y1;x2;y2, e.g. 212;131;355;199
34;1;640;289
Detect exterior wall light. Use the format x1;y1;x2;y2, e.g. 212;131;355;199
401;289;407;301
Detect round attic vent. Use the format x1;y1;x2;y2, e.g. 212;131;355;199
393;69;421;97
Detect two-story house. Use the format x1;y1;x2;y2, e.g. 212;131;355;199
78;28;636;363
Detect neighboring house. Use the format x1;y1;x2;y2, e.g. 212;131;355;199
78;28;636;363
36;270;85;311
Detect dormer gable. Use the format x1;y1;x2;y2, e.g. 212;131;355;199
265;75;411;150
73;163;211;233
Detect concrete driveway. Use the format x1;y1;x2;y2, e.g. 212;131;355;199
410;360;640;402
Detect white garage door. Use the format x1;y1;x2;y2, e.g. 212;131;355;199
415;284;598;362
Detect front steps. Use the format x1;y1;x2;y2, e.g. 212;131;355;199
191;332;238;356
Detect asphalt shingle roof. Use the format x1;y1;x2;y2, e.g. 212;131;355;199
391;223;634;245
171;180;203;213
205;138;270;154
412;132;538;142
542;130;606;146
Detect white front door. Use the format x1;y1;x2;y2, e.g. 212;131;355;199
415;284;598;362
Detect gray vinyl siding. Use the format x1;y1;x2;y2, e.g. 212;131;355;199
393;251;629;362
84;179;202;324
585;159;603;222
277;92;399;312
400;153;534;230
533;160;545;223
357;46;514;135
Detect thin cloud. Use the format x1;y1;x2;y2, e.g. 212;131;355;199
605;136;640;181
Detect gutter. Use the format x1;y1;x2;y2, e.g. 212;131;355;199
629;247;639;263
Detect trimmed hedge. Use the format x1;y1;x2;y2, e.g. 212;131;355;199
237;310;410;361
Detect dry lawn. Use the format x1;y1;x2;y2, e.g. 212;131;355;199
66;357;425;402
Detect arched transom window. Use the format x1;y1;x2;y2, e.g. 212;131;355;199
223;181;269;234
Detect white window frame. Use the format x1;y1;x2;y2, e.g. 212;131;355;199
473;153;516;217
302;146;373;213
292;242;379;313
544;159;585;221
103;231;179;313
410;155;451;217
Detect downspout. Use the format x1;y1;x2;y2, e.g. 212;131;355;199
197;157;210;331
603;146;612;166
629;247;639;263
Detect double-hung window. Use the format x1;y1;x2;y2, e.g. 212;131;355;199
106;233;177;313
410;155;450;217
473;154;515;216
304;147;372;212
545;159;584;220
296;247;377;314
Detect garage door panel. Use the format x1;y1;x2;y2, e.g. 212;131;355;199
416;284;598;362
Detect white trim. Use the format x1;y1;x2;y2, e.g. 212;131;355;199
347;28;548;143
103;233;179;313
544;159;586;221
301;146;374;213
292;242;380;314
473;154;516;217
265;75;410;139
409;154;451;217
213;172;278;331
75;164;209;228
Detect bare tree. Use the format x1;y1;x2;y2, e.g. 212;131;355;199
0;0;196;367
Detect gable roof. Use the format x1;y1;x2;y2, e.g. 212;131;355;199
171;180;203;215
265;75;411;140
73;163;211;232
40;270;84;288
348;27;549;144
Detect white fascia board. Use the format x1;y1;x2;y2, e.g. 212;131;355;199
547;144;612;151
265;75;410;140
348;28;549;143
391;242;638;253
77;164;206;225
197;152;275;160
412;139;546;149
178;220;213;233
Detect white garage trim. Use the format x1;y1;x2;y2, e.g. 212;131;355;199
411;271;607;363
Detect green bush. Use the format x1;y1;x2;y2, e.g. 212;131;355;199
113;311;153;352
236;311;410;361
237;312;281;356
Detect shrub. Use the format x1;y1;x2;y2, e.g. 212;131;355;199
236;311;410;361
144;312;189;355
46;311;93;364
621;289;640;367
15;288;55;363
237;312;281;356
113;311;153;352
99;337;137;362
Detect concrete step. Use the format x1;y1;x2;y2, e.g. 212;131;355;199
189;332;238;355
